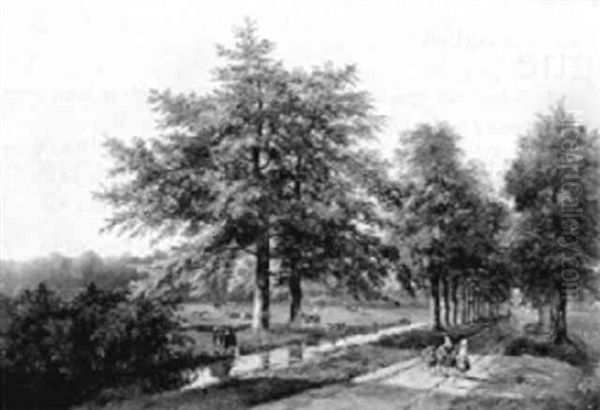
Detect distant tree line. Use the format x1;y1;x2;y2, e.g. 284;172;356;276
0;250;165;297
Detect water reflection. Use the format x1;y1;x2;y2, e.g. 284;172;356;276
182;322;426;391
210;356;235;379
289;343;304;362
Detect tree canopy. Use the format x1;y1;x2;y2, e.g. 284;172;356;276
505;102;600;342
97;20;392;329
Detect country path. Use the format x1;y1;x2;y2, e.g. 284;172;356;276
254;341;583;410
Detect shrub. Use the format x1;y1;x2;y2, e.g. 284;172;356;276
504;336;590;369
1;283;192;409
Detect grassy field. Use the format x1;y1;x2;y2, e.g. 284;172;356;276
566;305;600;408
568;304;600;359
180;299;429;356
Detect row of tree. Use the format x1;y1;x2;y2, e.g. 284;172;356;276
389;123;512;330
98;20;600;342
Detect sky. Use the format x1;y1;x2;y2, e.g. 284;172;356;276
1;0;599;261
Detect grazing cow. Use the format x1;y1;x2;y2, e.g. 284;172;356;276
223;328;238;355
346;304;359;312
212;325;226;351
455;338;470;372
301;312;321;324
329;322;347;333
212;326;238;355
193;310;209;319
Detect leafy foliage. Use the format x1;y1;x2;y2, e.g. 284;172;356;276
386;123;511;328
1;283;191;409
96;20;387;327
505;102;600;341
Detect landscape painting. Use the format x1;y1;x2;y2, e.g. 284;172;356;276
1;1;599;409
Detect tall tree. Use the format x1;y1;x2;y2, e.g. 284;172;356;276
267;65;383;322
505;102;600;343
98;21;284;329
97;21;381;330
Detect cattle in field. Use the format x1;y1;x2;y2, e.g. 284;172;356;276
346;304;360;312
301;312;321;324
329;322;347;333
193;310;210;319
212;325;238;355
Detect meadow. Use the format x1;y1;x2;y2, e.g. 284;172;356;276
84;304;600;410
179;297;429;357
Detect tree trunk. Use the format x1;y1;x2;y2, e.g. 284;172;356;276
251;137;270;331
468;287;475;322
430;274;442;331
481;299;485;319
537;302;552;333
550;291;558;332
252;230;270;330
552;284;568;344
463;283;470;323
550;188;568;344
482;298;487;319
452;277;459;326
537;304;545;327
442;276;450;328
288;156;303;325
289;269;302;324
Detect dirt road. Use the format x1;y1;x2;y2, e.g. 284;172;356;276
255;342;585;410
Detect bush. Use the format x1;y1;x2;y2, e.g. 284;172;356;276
504;336;590;369
377;328;445;350
1;283;192;409
376;322;490;351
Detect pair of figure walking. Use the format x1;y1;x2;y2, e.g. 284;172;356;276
423;334;470;375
